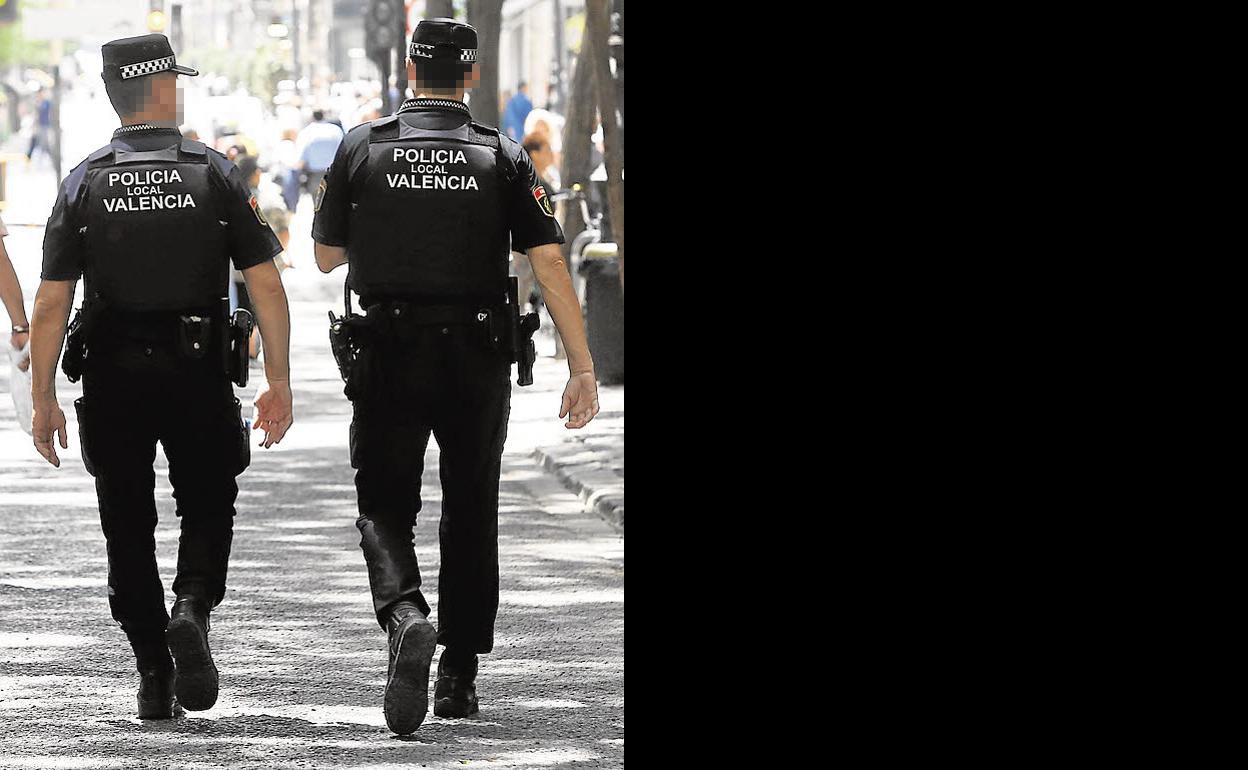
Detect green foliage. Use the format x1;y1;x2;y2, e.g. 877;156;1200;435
0;18;52;67
186;41;290;108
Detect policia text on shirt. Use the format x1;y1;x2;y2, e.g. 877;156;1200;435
311;18;600;737
25;34;295;722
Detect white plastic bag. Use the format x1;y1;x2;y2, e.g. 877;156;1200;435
8;340;31;435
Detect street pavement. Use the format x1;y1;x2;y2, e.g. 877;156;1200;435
535;419;624;533
0;216;625;768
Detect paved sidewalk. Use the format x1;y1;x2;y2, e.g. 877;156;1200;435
534;409;624;532
0;294;624;769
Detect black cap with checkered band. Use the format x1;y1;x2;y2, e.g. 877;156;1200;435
101;34;199;83
409;18;479;62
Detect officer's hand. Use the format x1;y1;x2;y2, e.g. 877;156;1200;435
10;332;30;371
32;398;68;468
253;379;294;449
560;372;600;430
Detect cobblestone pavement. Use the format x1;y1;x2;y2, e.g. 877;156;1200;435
0;279;625;770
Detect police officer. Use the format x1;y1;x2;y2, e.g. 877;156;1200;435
312;18;601;735
26;34;295;720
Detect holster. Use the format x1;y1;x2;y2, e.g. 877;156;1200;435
225;302;254;388
63;310;89;384
507;277;541;387
330;281;374;399
63;297;106;383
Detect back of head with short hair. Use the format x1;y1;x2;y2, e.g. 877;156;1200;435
105;78;150;118
235;154;259;181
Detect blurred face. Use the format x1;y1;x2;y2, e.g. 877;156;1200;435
407;61;481;95
141;72;182;123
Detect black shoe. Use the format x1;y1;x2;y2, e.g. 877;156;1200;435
383;606;438;735
137;668;180;720
166;596;219;712
129;634;178;719
434;653;480;718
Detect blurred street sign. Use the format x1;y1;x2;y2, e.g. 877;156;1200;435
20;0;151;42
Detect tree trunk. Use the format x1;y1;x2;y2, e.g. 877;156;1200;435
394;6;408;101
467;0;503;128
550;38;597;360
425;0;455;18
560;37;596;252
585;0;624;292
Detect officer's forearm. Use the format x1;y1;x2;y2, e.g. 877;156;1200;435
0;246;28;328
242;261;292;382
526;244;594;374
314;242;348;273
29;280;74;398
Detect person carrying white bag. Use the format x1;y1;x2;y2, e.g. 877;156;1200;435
1;213;32;434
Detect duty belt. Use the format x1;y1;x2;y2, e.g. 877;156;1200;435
100;307;216;342
364;300;498;327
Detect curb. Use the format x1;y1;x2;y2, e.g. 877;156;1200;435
534;438;624;533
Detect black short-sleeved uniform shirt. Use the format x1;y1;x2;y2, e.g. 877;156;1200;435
41;126;283;282
312;98;564;253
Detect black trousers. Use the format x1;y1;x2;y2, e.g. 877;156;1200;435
350;324;512;654
77;340;247;642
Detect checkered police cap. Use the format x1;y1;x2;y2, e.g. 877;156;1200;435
408;18;479;63
101;34;199;83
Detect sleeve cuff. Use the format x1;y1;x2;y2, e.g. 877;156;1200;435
513;235;566;252
234;244;285;272
312;230;347;248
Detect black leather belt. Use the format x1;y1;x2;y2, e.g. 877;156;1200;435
365;301;494;326
100;308;215;343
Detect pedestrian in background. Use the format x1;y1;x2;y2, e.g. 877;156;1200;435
523;107;564;169
26;88;53;164
312;18;600;736
516;133;561;311
276;128;302;212
502;81;532;140
238;154;292;259
296;109;344;202
523;133;560;193
26;34;295;721
230;154;291;360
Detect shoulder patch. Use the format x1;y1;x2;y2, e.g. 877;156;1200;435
314;176;328;212
249;195;269;227
532;183;554;218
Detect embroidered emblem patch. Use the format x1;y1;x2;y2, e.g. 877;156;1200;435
315;176;328;212
533;184;554;218
249;195;269;226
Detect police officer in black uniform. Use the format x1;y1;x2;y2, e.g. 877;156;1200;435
312;18;601;735
27;34;295;720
